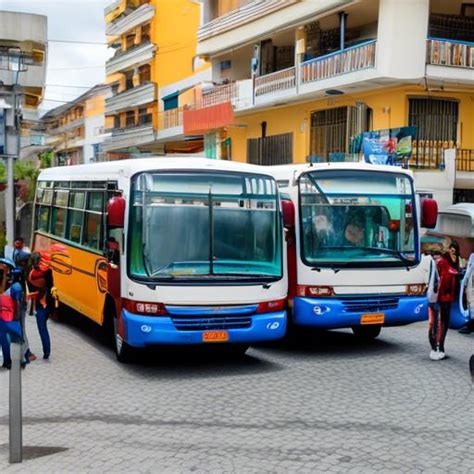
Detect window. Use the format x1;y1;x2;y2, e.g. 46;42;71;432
88;192;104;212
37;207;50;232
70;191;85;209
54;190;69;207
138;64;151;83
51;207;66;237
247;133;293;165
40;189;53;205
83;213;102;250
126;110;136;127
408;98;458;142
125;70;134;90
67;210;83;243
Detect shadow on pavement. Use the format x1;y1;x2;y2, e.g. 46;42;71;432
0;444;69;461
51;309;284;378
256;326;402;357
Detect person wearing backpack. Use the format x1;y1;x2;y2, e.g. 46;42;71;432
430;242;462;361
28;252;53;360
0;259;24;370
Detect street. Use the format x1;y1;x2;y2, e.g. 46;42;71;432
1;314;473;473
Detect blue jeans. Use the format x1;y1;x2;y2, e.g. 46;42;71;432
0;331;11;364
36;305;51;357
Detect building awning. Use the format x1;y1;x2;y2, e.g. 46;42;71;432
183;102;234;136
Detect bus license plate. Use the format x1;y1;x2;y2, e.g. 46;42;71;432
203;331;229;343
361;313;385;325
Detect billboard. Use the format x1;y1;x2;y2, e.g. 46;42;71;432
351;126;417;167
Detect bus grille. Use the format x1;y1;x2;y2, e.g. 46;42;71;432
342;297;399;313
171;315;252;331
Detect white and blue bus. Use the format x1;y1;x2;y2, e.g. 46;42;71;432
270;163;438;340
33;158;287;361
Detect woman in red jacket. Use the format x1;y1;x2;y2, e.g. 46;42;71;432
431;241;461;361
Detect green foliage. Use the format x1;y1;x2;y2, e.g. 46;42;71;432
0;160;41;203
39;150;54;169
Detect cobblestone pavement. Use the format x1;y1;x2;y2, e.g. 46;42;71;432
0;313;473;473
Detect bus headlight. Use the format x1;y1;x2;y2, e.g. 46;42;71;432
123;299;168;316
406;284;426;296
297;285;335;297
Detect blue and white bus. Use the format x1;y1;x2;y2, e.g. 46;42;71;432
270;163;438;340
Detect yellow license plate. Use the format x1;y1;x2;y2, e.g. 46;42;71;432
202;331;229;343
361;313;385;325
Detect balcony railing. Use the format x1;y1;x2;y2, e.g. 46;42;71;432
112;114;153;135
409;140;452;170
158;107;184;129
202;83;238;108
456;149;474;171
427;37;474;69
300;40;377;85
255;66;296;97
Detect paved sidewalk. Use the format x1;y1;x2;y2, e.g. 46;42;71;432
0;314;473;473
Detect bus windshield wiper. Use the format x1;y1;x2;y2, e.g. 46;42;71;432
359;247;413;266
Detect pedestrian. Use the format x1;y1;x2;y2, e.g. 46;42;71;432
28;252;53;360
0;258;24;370
12;236;37;363
429;241;462;361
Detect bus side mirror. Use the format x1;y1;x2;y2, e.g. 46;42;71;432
421;198;438;229
282;199;295;228
107;194;126;228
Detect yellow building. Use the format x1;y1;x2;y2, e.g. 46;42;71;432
187;0;474;205
41;84;111;165
103;0;203;158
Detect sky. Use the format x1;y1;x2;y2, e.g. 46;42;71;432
1;0;113;112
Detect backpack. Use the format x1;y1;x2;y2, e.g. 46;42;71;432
0;290;15;322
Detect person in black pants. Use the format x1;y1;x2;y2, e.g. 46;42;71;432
430;242;461;361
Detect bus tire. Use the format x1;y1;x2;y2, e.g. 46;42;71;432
113;317;134;363
352;325;382;341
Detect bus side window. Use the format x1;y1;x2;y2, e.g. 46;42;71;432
82;191;104;251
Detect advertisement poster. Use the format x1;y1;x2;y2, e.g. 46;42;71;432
351;126;417;166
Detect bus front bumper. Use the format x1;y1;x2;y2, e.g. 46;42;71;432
292;296;428;329
121;309;287;347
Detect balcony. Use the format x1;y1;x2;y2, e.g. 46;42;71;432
426;37;474;83
106;2;154;37
105;82;156;114
156;107;185;142
103;117;155;152
105;0;120;16
300;40;377;86
49;117;85;135
198;0;299;55
202;83;237;108
106;41;155;75
254;66;296;104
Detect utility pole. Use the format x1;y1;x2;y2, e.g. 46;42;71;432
0;50;26;246
3;89;19;245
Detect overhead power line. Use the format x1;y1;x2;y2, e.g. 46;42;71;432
46;84;96;89
48;39;107;46
48;65;104;71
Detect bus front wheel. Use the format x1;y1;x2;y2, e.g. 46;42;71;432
113;318;134;363
352;325;382;341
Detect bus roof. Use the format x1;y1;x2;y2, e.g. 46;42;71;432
438;203;474;220
267;162;414;185
37;157;273;181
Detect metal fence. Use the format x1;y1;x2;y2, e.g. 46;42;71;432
247;133;293;166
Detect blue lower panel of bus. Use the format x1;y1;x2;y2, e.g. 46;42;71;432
292;295;428;329
122;308;287;347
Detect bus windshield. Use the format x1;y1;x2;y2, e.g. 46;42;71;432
299;170;417;268
129;171;282;281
